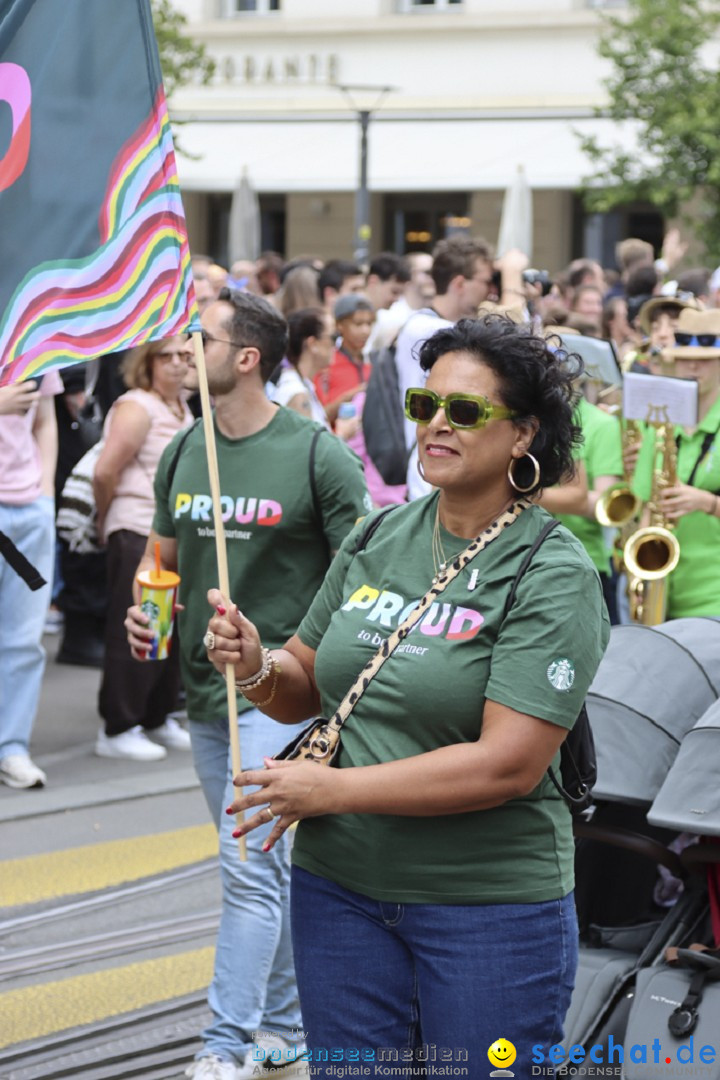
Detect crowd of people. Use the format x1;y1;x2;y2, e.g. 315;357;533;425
1;228;719;1077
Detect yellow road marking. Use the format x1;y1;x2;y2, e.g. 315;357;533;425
0;947;214;1048
1;824;217;907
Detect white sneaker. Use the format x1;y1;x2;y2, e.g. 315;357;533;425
256;1033;308;1070
185;1054;248;1080
43;606;65;635
148;716;192;750
0;754;47;789
95;726;167;761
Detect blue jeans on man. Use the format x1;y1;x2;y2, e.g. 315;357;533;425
189;708;305;1066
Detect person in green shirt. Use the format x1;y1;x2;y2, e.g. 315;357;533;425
631;308;720;618
205;316;609;1076
125;289;369;1080
546;393;623;622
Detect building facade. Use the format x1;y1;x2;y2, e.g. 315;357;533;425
170;0;661;271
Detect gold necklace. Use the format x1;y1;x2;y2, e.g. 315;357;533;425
431;505;467;584
432;497;522;584
152;389;184;421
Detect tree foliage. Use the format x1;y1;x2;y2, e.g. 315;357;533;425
151;0;215;103
580;0;720;254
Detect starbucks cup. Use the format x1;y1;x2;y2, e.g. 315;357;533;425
136;568;181;660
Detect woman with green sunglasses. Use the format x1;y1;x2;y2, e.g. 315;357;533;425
207;315;610;1077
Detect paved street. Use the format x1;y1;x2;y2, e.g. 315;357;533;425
0;633;309;1078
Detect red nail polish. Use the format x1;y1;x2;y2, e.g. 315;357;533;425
262;842;271;852
138;649;147;660
216;605;226;615
225;806;234;814
232;829;243;839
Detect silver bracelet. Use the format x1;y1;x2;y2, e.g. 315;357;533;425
235;647;272;690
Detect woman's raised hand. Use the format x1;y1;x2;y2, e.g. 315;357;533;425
205;588;264;680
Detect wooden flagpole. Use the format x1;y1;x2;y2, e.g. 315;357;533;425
192;329;247;861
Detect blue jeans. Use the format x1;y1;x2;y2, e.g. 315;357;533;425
189;709;305;1065
290;865;578;1080
0;497;54;758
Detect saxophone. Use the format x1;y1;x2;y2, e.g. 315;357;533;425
623;407;681;625
595;416;643;531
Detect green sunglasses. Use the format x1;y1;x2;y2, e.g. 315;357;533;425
405;387;518;430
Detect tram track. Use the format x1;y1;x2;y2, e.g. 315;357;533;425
0;857;217;936
0;989;209;1079
0;908;219;982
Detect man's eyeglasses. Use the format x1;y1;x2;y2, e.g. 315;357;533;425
200;329;244;350
674;332;720;348
404;387;518;430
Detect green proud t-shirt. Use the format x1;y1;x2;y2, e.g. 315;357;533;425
556;397;623;574
293;496;610;905
631;395;720;617
152;407;370;722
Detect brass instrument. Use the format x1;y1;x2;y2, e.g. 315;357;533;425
623;407;680;625
595;417;643;530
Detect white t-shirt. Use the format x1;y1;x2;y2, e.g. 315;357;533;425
393;308;452;499
271;365;329;428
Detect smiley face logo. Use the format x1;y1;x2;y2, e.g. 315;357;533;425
488;1038;516;1075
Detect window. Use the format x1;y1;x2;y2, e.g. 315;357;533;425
384;192;470;253
398;0;462;11
226;0;280;14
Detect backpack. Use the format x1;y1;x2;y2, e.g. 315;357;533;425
362;338;409;486
502;518;597;813
364;308;443;486
57;418;202;555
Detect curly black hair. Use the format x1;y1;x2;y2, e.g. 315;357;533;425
417;315;583;494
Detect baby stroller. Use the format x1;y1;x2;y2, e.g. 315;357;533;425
560;618;720;1071
616;696;720;1079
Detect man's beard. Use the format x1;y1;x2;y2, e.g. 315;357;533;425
206;354;237;396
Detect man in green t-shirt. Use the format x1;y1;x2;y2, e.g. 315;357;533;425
126;290;369;1080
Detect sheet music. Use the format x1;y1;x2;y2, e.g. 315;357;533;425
623;372;699;427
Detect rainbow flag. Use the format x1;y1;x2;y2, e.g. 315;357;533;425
0;0;200;386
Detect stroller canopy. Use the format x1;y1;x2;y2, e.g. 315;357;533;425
648;697;720;835
587;618;720;806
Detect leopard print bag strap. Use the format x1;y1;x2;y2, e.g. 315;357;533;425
275;500;528;765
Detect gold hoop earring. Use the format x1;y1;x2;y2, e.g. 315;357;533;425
508;452;540;493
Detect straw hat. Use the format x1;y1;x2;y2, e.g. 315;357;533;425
638;295;700;336
542;324;581;337
662;308;720;363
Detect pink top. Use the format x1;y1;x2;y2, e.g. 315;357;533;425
103;388;193;539
0;371;63;505
346;390;407;507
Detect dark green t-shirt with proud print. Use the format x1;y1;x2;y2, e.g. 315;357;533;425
294;495;610;905
152;407;369;723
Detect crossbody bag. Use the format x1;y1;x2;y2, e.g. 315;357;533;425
275;499;529;764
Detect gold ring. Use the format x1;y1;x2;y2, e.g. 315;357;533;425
266;807;277;822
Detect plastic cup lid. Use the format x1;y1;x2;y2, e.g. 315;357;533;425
136;568;180;590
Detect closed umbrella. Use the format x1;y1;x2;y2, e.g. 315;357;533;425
227;166;260;267
496;164;533;261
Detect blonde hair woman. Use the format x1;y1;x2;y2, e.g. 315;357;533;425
93;336;194;761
